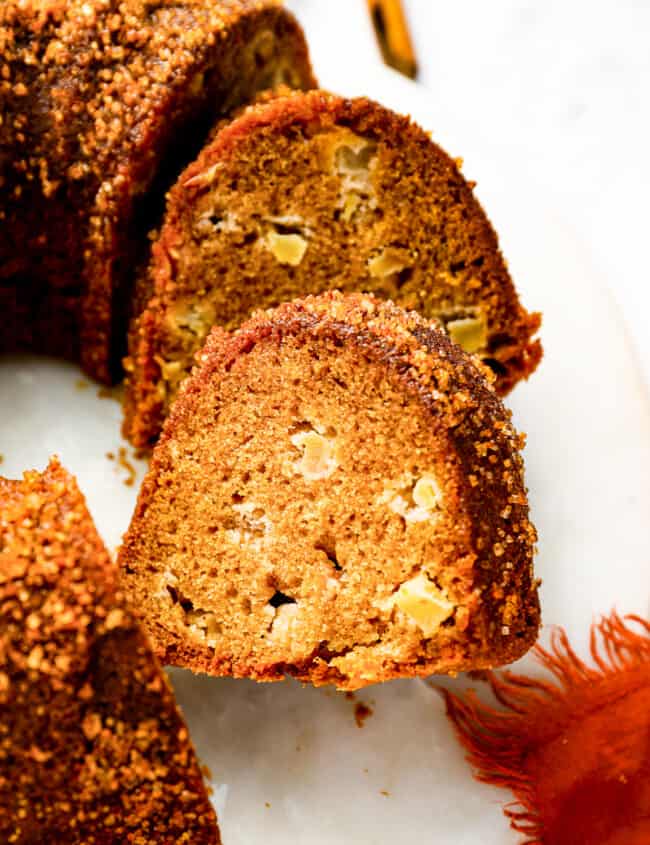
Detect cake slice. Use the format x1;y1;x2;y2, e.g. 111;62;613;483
123;90;542;447
0;459;220;844
120;292;540;691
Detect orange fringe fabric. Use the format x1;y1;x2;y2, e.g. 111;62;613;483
442;613;650;845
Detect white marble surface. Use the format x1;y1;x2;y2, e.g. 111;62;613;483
288;0;650;388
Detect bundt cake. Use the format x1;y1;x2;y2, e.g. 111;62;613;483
119;292;540;691
123;89;542;447
0;459;220;844
0;0;315;383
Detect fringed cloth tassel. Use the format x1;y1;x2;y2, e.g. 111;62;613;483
442;613;650;845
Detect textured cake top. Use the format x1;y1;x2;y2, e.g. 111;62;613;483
0;0;283;207
0;458;219;843
179;292;539;659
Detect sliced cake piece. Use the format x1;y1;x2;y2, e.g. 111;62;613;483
0;459;220;844
120;292;540;691
123;90;542;447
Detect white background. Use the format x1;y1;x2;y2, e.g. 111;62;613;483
288;0;650;389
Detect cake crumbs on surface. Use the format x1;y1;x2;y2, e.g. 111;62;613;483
97;384;123;401
117;446;137;487
75;378;90;391
465;668;491;682
120;291;539;691
354;701;374;728
0;458;220;844
380;790;390;797
105;451;115;461
345;690;374;727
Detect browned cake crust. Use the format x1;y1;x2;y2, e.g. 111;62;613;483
0;459;220;844
0;0;315;382
123;89;542;447
120;292;540;691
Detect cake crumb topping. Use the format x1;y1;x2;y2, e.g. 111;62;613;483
0;458;220;843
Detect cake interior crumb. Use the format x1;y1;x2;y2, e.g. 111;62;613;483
128;103;540;447
126;328;473;686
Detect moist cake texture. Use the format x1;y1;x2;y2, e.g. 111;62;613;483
120;292;540;690
0;459;220;844
0;0;315;382
124;90;542;447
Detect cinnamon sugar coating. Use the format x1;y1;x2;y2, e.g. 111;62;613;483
0;0;315;381
123;90;541;447
0;459;220;844
120;292;540;690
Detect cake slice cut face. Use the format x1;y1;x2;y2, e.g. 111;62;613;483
120;293;540;691
0;460;220;844
124;90;542;447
